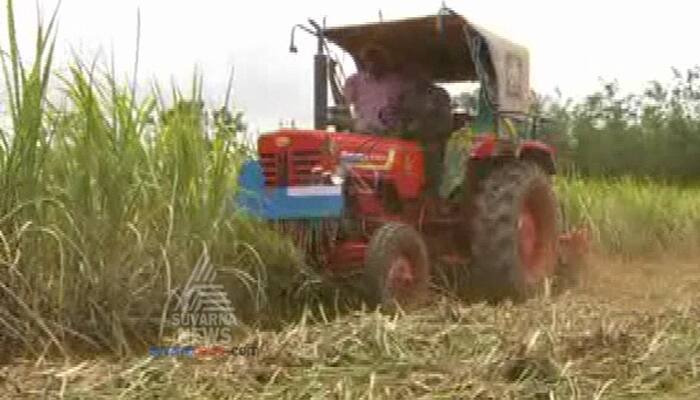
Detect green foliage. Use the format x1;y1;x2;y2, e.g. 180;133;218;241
0;0;58;217
538;69;700;181
0;0;309;359
557;175;700;257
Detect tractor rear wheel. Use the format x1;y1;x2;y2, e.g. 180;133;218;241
363;222;430;310
469;161;558;302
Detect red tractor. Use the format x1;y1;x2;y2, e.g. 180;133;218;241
237;9;586;307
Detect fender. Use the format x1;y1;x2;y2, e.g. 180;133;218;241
518;140;556;175
468;135;556;174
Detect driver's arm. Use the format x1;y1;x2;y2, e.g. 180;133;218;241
343;74;359;109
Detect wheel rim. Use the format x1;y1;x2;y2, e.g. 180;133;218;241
518;189;555;282
387;255;416;294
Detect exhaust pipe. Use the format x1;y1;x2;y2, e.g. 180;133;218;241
309;19;328;130
289;20;329;130
314;52;328;130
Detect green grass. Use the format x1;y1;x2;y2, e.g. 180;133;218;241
0;0;308;360
557;175;700;257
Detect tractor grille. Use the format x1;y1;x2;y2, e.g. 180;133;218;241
260;150;322;186
259;153;278;186
291;150;322;185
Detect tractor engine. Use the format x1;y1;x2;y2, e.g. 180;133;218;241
237;128;426;267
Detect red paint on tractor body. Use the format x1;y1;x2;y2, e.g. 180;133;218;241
257;128;559;273
520;139;556;156
326;241;367;271
258;129;425;198
470;134;498;159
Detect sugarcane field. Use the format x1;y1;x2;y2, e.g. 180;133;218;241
1;1;700;399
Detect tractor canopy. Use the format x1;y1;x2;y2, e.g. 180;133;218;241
323;12;531;115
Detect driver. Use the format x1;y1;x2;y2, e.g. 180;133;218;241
344;43;455;194
343;43;408;135
344;44;453;137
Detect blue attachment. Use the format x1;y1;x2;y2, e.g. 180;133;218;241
235;160;344;220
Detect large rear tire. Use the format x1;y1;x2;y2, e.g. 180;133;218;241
469;161;558;302
363;222;430;310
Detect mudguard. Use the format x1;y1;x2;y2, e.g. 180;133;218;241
235;160;344;220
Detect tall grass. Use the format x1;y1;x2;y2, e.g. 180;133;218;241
557;175;700;257
0;0;308;360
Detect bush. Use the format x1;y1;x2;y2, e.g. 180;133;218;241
538;69;700;182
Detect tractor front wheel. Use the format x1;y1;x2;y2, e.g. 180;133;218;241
469;161;558;302
363;222;430;310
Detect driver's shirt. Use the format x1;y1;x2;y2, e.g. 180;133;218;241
343;71;407;134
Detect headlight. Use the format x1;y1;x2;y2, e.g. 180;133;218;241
330;165;346;186
330;174;344;186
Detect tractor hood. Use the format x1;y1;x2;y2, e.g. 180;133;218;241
323;12;530;114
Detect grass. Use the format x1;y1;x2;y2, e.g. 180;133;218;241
0;0;312;360
1;2;700;398
557;175;700;257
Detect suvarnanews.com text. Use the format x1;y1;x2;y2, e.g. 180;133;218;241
149;345;259;358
